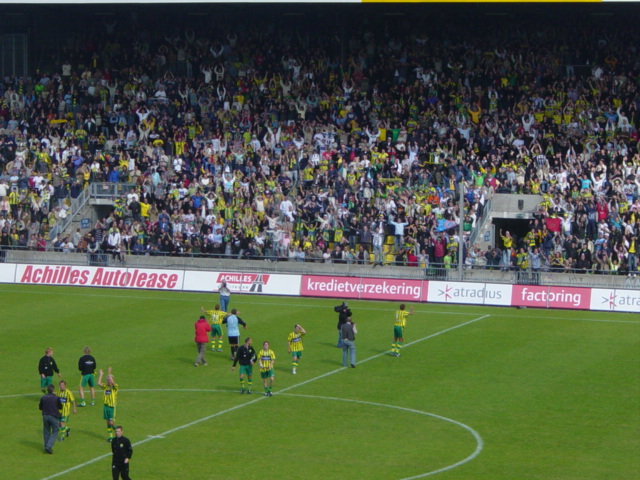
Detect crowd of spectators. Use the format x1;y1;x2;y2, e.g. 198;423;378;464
1;8;640;275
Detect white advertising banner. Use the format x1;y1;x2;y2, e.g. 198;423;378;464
15;264;183;290
184;270;301;296
0;263;16;283
591;288;640;313
426;281;512;306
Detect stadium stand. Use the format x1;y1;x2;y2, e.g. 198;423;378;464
0;4;639;276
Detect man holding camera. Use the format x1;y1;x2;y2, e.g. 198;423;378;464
335;302;352;348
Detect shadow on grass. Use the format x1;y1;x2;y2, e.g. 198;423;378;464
373;349;396;355
318;358;345;366
19;439;45;452
77;429;109;441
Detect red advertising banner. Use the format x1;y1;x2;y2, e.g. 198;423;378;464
512;285;591;309
301;275;423;301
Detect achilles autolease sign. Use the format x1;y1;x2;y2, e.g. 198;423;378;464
17;264;182;290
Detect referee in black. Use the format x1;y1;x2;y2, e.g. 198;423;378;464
111;425;133;480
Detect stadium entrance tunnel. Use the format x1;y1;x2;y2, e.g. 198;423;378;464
492;217;531;250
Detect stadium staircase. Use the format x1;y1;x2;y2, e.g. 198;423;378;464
49;183;137;245
471;194;543;251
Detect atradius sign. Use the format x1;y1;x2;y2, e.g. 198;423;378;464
427;281;512;306
17;265;182;290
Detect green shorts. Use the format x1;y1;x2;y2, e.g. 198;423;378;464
40;376;53;389
211;324;222;336
260;369;274;379
81;373;96;388
291;351;303;360
103;405;115;422
239;365;253;377
60;415;70;423
394;326;404;338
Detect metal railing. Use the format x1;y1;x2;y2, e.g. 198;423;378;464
46;183;138;244
91;183;137;199
468;193;493;247
47;184;92;243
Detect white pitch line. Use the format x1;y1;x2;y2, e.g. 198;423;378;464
278;314;491;394
40;396;267;480
39;314;490;480
277;393;483;479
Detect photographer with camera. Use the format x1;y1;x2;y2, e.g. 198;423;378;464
335;302;352;348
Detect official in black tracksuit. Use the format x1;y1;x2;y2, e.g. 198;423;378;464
111;426;133;480
38;348;61;392
232;337;257;394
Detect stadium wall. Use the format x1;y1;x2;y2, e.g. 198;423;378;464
1;262;639;313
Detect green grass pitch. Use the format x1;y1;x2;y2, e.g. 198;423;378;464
2;284;638;480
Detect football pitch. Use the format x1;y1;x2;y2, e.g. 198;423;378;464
2;284;639;480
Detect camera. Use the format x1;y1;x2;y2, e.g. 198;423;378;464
334;302;348;313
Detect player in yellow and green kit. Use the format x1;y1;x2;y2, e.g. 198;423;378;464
287;324;306;375
98;367;119;442
202;305;226;351
391;304;413;357
258;341;276;396
56;380;77;441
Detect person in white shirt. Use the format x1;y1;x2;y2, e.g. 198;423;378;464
107;227;124;262
371;217;385;267
154;87;167;100
388;214;409;253
279;197;293;216
60;236;74;253
201;64;212;84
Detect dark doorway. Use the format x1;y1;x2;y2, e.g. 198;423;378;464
492;218;531;250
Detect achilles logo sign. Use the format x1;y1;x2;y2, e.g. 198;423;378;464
216;273;271;293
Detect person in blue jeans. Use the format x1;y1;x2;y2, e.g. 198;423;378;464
39;384;62;454
218;281;231;312
340;317;357;368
